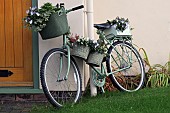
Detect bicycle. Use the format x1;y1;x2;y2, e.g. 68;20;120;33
40;4;145;108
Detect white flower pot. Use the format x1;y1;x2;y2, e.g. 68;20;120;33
104;26;131;39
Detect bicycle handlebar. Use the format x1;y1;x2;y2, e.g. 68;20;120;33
72;5;84;11
67;5;84;13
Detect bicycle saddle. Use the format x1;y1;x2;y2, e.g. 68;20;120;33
94;23;111;30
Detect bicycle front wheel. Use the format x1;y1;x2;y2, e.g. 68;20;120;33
40;48;82;107
106;41;145;92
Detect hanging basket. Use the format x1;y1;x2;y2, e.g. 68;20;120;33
86;52;104;67
39;9;69;40
71;45;90;60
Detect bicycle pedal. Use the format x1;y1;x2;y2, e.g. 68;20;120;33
57;78;65;82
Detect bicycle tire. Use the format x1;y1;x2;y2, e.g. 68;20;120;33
106;41;145;92
40;48;82;107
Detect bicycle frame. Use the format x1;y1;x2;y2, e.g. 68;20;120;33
89;29;133;81
58;27;133;90
57;35;71;81
40;5;145;107
57;5;134;86
56;5;84;81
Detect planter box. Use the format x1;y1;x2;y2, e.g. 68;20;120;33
86;52;104;67
104;26;131;39
71;45;90;60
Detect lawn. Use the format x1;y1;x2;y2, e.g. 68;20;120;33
31;87;170;113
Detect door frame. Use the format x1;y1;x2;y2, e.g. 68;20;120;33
0;0;42;94
32;0;39;90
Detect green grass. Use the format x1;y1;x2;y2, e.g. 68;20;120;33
31;87;170;113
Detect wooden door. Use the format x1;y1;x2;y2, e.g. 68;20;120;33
0;0;33;87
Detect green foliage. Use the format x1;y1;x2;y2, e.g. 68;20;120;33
24;2;62;31
107;17;130;32
31;87;170;113
139;48;170;88
88;39;107;54
168;53;170;74
68;34;90;46
68;34;108;54
139;48;151;68
146;65;170;87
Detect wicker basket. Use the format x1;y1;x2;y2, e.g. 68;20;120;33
71;45;90;60
86;52;104;67
39;9;69;40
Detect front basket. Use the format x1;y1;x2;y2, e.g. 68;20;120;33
39;10;69;40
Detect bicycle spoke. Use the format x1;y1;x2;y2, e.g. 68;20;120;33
40;48;82;107
106;41;145;92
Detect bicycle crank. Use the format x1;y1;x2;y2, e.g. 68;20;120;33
92;69;105;88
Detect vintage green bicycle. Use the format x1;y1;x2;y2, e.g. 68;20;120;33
40;4;145;108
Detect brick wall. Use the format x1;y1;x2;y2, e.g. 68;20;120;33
0;94;47;102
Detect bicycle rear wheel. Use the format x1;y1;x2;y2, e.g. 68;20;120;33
40;48;82;107
106;41;145;92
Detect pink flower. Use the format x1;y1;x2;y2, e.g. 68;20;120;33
69;34;80;43
75;34;79;40
69;35;76;43
70;38;76;43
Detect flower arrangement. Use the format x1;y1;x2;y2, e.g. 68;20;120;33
86;38;107;66
69;34;91;59
68;34;90;46
108;17;130;32
89;39;107;55
24;3;61;31
68;34;108;55
68;34;107;54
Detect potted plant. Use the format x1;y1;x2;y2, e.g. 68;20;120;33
68;34;91;60
24;2;69;40
86;39;108;67
104;17;131;37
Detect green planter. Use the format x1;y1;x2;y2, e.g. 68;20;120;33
39;10;69;40
86;52;104;67
71;45;90;60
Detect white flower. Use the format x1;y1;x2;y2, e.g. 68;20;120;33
93;40;97;43
113;24;117;28
29;20;33;24
77;39;80;42
36;12;40;16
126;23;129;27
121;20;125;23
31;6;37;11
95;43;99;48
30;11;34;15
